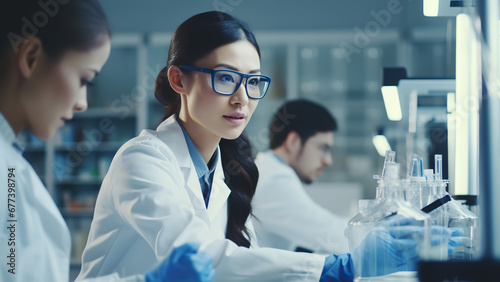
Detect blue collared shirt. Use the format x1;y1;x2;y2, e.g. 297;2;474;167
178;119;218;208
0;112;23;153
272;151;286;164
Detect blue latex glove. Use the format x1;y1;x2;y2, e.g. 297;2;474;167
351;217;460;277
145;243;215;282
447;228;465;255
351;217;424;277
320;218;423;281
320;253;354;282
428;226;465;258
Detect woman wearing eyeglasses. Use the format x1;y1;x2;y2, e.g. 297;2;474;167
75;10;345;282
77;11;420;282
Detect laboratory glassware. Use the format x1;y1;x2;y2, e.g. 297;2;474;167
345;162;431;281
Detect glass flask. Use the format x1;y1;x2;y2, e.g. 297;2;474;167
404;154;448;234
345;162;431;282
421;169;448;228
444;192;479;260
418;168;449;261
404;154;479;261
403;154;426;212
345;151;395;249
432;155;479;261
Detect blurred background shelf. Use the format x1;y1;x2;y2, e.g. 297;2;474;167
74;107;137;119
55;142;124;152
61;208;95;219
56;178;104;186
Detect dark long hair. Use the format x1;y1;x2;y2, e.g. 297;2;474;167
154;11;260;247
0;0;110;60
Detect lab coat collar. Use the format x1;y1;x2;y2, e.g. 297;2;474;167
156;116;192;168
208;152;229;221
0;112;24;153
156;116;231;222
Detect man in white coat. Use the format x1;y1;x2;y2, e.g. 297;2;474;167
252;99;350;254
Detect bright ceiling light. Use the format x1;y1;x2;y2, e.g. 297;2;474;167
424;0;439;17
381;86;403;121
373;135;392;157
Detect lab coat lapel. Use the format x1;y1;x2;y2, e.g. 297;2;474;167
207;147;231;222
156;116;206;208
156;116;231;223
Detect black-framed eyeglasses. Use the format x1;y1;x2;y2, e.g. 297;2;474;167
179;65;271;99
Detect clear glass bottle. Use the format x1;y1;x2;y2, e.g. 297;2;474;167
444;194;479;260
404;154;448;229
433;155;479;261
404;154;479;261
421;169;448;228
345;162;431;281
345;151;395;253
403;154;426;212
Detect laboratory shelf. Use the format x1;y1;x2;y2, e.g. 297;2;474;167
55;178;104;186
74;107;137;119
60;208;95;218
54;142;124;152
23;145;46;152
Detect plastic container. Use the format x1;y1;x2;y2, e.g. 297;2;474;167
445;195;479;260
345;162;431;281
345;151;395;253
405;154;479;261
433;155;479;261
404;155;448;232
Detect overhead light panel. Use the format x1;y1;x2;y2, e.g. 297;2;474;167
373;128;392;157
381;67;406;121
381;86;403;121
373;135;392;157
423;0;439;17
424;0;476;17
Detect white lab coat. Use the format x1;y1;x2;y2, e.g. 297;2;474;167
0;114;142;282
252;151;350;254
77;116;325;282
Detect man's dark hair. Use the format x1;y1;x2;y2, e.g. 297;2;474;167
269;99;337;149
